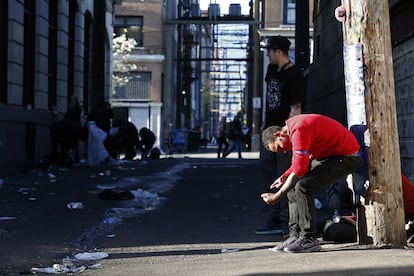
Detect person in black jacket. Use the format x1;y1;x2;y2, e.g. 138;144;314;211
139;127;156;159
217;116;229;158
255;35;306;236
49;95;85;165
223;115;243;159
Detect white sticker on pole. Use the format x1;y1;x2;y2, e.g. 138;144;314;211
343;44;366;127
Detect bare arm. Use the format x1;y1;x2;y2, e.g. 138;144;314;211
261;173;301;205
278;173;301;195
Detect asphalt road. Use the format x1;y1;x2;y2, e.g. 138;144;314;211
1;150;414;275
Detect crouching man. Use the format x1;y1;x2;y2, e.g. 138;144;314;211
261;114;361;253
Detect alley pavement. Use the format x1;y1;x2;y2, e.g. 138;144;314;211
1;148;414;275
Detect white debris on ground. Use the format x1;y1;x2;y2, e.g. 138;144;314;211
30;252;108;274
16;162;191;274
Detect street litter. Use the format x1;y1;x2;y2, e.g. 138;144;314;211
87;263;102;269
17;187;30;195
30;264;86;274
67;202;84;209
130;188;160;206
74;252;109;261
30;254;109;274
103;217;121;224
99;171;111;177
29;262;102;274
96;184;117;190
0;216;16;220
221;248;240;253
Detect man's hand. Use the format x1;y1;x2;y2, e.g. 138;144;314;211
261;191;283;205
270;175;286;189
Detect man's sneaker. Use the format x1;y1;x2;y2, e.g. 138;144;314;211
269;236;298;252
284;237;321;253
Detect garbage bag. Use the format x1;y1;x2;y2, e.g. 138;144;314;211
87;121;109;166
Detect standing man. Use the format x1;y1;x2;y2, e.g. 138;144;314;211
255;35;306;235
223;115;243;159
261;114;361;253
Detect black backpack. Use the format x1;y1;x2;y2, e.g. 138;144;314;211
322;217;357;243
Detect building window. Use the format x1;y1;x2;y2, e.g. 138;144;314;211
48;0;58;110
113;72;151;101
0;0;7;103
114;16;143;47
83;12;92;114
283;0;296;25
67;1;77;99
23;0;36;108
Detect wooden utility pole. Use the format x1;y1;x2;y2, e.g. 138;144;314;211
338;0;406;246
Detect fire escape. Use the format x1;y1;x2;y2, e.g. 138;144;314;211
173;1;259;139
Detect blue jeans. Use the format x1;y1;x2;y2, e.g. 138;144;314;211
287;155;362;238
223;139;242;158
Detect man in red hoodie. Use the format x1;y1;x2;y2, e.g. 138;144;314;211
261;114;362;253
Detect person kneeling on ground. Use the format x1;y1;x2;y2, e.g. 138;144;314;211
139;127;156;159
260;114;361;253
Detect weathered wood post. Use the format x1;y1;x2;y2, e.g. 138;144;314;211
337;0;406;246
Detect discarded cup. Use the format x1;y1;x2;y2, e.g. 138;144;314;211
67;202;84;209
0;216;16;221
